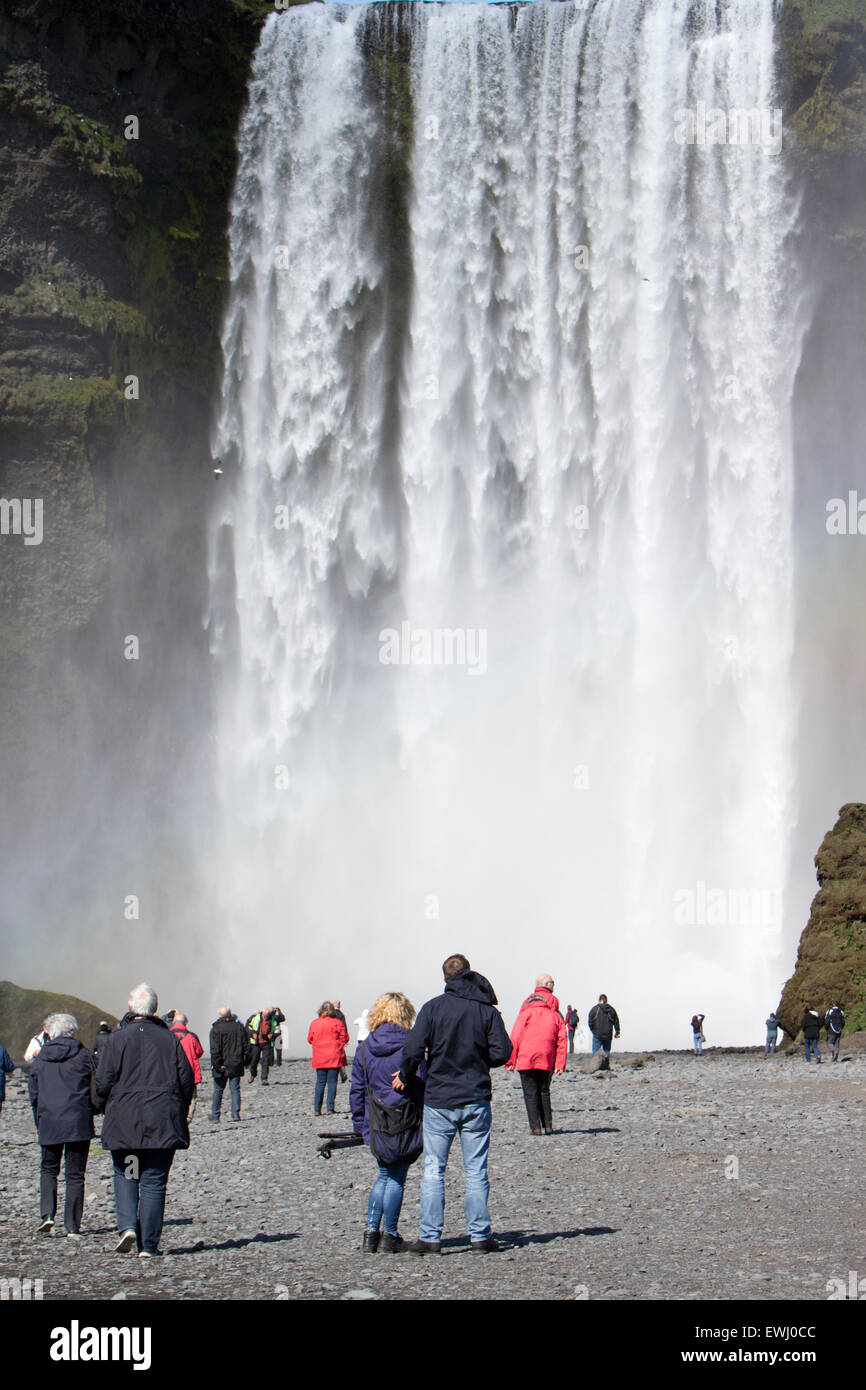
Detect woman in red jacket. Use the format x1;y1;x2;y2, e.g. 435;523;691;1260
307;1002;350;1115
506;976;567;1135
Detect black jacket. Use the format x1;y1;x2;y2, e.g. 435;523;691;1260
589;1003;620;1040
399;970;512;1108
210;1015;251;1078
95;1014;194;1151
801;1010;822;1040
28;1037;95;1146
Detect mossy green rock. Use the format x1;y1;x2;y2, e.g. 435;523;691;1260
0;980;118;1060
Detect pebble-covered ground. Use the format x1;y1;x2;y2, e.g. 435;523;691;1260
1;1046;863;1301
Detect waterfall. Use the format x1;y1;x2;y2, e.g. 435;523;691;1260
209;0;802;1048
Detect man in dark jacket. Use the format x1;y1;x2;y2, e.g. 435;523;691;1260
28;1014;94;1236
210;1006;251;1121
588;994;621;1057
0;1040;14;1120
94;982;194;1256
91;1021;112;1060
801;1005;822;1063
394;954;512;1255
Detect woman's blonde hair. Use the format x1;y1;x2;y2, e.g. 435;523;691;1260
318;1001;337;1018
367;992;415;1032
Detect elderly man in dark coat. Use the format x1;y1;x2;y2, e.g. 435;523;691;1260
94;982;194;1257
28;1013;95;1237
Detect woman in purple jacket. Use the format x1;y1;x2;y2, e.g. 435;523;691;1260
350;992;425;1254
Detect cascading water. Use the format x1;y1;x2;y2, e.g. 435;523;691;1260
208;0;803;1048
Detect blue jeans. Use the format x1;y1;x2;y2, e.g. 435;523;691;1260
420;1102;492;1243
765;1034;777;1054
111;1150;174;1254
212;1072;241;1118
693;1033;702;1055
591;1036;611;1056
314;1069;338;1113
366;1159;410;1236
804;1037;820;1061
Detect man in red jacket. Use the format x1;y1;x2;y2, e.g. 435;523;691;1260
506;974;567;1135
170;1013;204;1120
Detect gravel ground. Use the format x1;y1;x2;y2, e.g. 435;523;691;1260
1;1047;863;1302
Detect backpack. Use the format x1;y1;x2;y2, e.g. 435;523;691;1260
361;1043;423;1167
826;1006;844;1036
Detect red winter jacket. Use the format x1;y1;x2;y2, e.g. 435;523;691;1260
171;1023;204;1085
307;1016;350;1070
507;989;567;1073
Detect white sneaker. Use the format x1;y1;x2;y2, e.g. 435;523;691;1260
115;1229;137;1254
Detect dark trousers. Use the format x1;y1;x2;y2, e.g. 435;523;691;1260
249;1043;274;1081
567;1028;575;1053
519;1070;553;1132
111;1149;174;1254
41;1140;90;1232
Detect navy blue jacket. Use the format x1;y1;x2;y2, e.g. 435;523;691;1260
95;1014;194;1152
28;1037;95;1145
398;970;512;1109
0;1044;13;1101
350;1023;426;1145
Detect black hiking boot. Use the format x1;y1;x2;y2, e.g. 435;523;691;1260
408;1239;441;1256
362;1230;380;1253
379;1232;406;1254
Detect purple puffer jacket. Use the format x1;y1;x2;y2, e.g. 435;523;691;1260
350;1023;426;1145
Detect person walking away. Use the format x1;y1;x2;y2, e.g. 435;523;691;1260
691;1013;706;1056
91;1022;112;1060
564;1005;579;1056
825;1002;845;1063
588;995;620;1058
0;1041;14;1121
350;992;426;1254
170;1013;204;1119
507;975;567;1134
247;1009;274;1084
209;1007;250;1121
801;1005;822;1063
765;1011;781;1055
271;1007;286;1067
95;982;194;1256
333;1000;349;1082
28;1014;94;1237
394;953;512;1255
308;1003;350;1115
24;1018;51;1063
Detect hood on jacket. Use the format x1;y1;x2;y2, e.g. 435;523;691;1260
362;1023;411;1059
37;1037;84;1062
519;989;558;1013
444;970;498;1007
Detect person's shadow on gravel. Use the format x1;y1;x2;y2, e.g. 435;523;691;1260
167;1232;299;1255
496;1227;618;1247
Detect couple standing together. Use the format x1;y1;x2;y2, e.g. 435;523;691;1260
351;953;555;1255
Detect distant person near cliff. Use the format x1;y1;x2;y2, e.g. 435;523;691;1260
170;1013;204;1119
825;1002;845;1062
588;995;620;1058
0;1041;14;1120
24;1018;51;1063
271;1007;286;1067
691;1013;706;1056
28;1014;95;1237
393;953;512;1255
308;1002;350;1116
91;1022;112;1059
209;1007;250;1122
765;1012;781;1055
564;1006;579;1055
506;975;567;1134
801;1006;822;1063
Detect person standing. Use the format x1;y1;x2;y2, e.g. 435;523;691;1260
0;1041;14;1121
170;1013;204;1119
765;1011;781;1055
209;1007;250;1122
28;1014;94;1237
95;983;194;1257
333;1000;349;1083
271;1007;286;1067
506;975;567;1135
308;1003;350;1115
394;953;512;1255
350;992;425;1253
91;1022;112;1060
564;1005;579;1055
24;1017;51;1063
825;1002;845;1063
247;1009;274;1085
588;994;620;1058
691;1013;706;1056
801;1005;822;1063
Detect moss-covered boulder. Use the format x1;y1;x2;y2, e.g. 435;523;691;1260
0;979;119;1060
778;804;866;1037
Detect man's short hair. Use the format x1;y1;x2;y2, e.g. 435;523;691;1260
442;954;470;980
598;993;608;1003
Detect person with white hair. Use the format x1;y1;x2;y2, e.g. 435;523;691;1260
28;1013;95;1237
24;1016;52;1063
94;983;195;1257
505;974;567;1135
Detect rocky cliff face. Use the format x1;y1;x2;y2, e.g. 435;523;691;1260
779;804;866;1037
